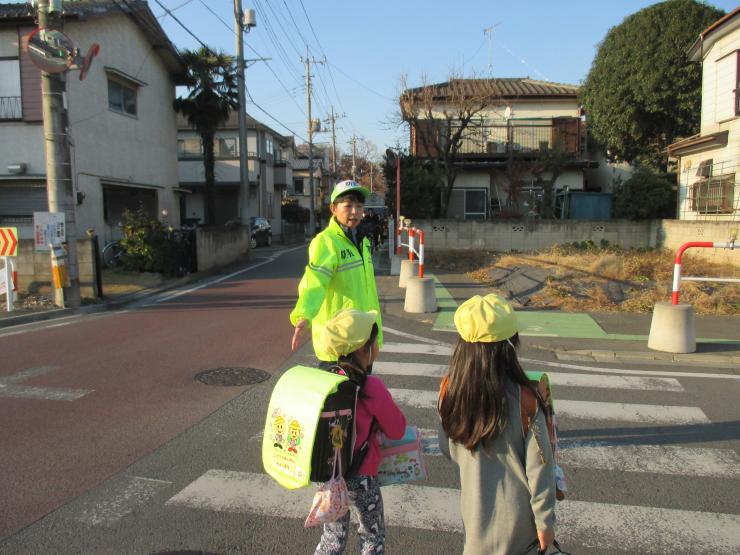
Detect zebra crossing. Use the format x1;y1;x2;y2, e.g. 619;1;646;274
166;329;740;554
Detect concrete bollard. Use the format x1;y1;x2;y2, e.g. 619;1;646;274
647;302;696;354
390;254;403;276
398;259;419;288
404;276;438;313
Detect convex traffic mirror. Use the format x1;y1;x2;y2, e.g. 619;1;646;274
26;28;75;74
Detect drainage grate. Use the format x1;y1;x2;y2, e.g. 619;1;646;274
195;367;270;386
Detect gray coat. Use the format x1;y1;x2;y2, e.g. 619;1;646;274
439;382;556;555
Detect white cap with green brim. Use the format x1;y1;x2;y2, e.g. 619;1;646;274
330;180;370;203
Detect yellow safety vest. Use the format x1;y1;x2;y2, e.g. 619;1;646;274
290;217;382;361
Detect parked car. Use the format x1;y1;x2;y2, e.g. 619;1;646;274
250;217;272;248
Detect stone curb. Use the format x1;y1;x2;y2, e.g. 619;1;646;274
539;347;740;369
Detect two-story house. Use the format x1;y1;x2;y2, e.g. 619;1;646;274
177;112;294;236
668;7;739;220
401;78;598;220
0;0;187;241
289;151;330;218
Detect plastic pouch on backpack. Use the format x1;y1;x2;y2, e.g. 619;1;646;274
377;425;427;487
304;448;350;528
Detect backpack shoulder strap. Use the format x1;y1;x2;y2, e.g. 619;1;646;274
520;384;538;438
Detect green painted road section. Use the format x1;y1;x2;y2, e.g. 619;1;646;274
431;275;740;344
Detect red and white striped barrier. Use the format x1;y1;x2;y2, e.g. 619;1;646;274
397;223;426;278
672;241;737;304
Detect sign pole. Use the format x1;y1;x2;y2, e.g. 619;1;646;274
2;257;12;312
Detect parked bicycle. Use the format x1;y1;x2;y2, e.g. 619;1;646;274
101;240;124;268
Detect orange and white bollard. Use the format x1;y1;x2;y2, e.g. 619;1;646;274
408;227;415;262
418;229;425;278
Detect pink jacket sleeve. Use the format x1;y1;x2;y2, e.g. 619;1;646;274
364;376;406;440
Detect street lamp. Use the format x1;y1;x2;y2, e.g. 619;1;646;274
385;148;402;255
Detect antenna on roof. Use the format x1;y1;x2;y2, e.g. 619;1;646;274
483;22;502;76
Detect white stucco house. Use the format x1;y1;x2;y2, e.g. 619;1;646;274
0;0;188;242
401;78;602;220
668;7;739;220
177;111;294;238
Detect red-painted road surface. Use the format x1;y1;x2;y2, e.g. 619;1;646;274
0;250;304;540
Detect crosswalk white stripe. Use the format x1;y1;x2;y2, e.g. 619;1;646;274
559;440;740;478
383;342;452;356
375;362;685;392
382;341;740;380
167;470;740;552
388;388;710;424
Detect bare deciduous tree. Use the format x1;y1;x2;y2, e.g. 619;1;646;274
399;74;500;217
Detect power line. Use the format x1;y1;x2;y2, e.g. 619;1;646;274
247;90;306;142
263;0;303;59
156;0;195;20
150;0;212;52
282;0;310;50
327;61;395;101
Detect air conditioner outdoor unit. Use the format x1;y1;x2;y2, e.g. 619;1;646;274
7;163;27;175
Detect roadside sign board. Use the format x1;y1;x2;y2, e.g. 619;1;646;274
0;227;18;256
34;212;65;252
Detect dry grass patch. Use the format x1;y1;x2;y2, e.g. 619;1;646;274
431;245;739;315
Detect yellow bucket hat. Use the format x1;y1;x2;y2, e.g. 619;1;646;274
454;294;519;343
318;308;378;359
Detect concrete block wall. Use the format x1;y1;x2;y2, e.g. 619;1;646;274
413;219;739;267
419;220;653;252
12;239;97;297
196;228;249;273
656;220;739;266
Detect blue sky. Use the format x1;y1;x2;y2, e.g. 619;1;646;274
24;1;740;156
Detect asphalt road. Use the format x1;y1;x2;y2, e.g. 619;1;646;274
1;245;739;554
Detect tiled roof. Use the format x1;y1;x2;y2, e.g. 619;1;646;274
0;1;136;19
402;78;579;100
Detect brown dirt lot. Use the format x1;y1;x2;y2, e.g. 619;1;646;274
427;245;740;316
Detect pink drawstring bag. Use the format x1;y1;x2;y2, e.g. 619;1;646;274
304;448;349;528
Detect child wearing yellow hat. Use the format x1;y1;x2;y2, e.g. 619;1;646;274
315;308;406;555
438;294;557;555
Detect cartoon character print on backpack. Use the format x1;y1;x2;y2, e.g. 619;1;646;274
287;419;304;454
267;408;309;482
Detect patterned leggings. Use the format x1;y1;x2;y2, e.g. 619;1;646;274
314;475;385;555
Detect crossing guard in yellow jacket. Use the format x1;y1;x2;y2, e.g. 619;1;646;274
290;180;383;362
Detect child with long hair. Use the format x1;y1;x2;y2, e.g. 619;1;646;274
438;294;557;555
315;308;406;555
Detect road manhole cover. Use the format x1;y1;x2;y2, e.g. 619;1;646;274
195;367;270;386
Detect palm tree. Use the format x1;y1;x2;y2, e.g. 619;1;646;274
173;47;238;226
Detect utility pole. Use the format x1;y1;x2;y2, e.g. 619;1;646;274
369;163;374;193
324;106;344;180
38;0;80;308
302;48;325;235
350;135;357;181
235;2;255;227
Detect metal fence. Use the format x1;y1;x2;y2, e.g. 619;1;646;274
455;120;584;157
0;96;22;120
678;160;739;221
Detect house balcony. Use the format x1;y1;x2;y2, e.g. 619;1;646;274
274;162;290;186
415;119;588;161
0;96;22;121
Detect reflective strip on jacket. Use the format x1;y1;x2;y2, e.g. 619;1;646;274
290;216;382;361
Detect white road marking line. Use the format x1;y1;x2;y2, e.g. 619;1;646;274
76;476;173;527
0;366;59;384
167;470;740;552
559;441;740;478
388;388;709;425
381;340;739;381
383;342;452;356
383;327;446;345
376;362;685;392
147;245;306;305
0;384;93;401
519;357;740;380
